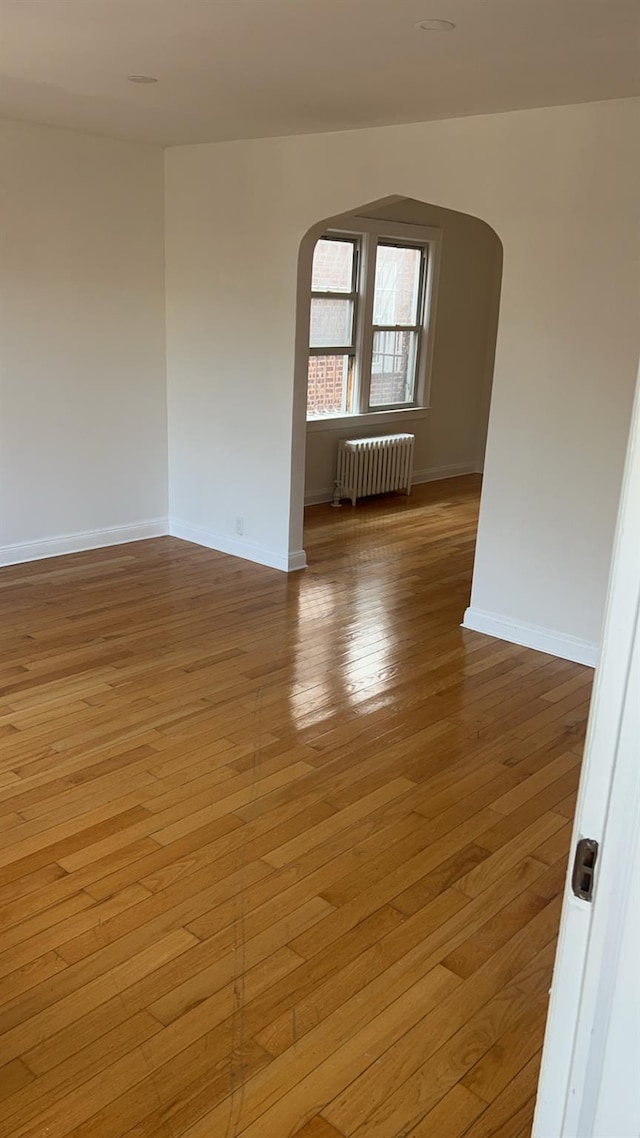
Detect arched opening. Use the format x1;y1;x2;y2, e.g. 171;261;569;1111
289;194;503;619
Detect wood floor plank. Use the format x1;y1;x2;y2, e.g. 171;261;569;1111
453;812;566;898
54;859;273;968
0;864;272;1034
441;889;549;979
291;808;502;955
0;949;69;1010
390;843;490;917
534;820;574;867
0;951;300;1134
253;891;465;1059
262;777;416;868
0;478;591;1138
294;1118;347;1138
173;966;461;1138
462;999;549;1105
401;1083;487;1137
0;1012;163;1131
0;1058;34;1103
323;896;560;1135
6;839;162;927
456;1054;542;1138
148;897;333;1025
488;751;579;814
1;929;197;1066
473;767;580;853
342;939;556;1138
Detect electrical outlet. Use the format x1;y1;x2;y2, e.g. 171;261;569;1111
235;516;245;536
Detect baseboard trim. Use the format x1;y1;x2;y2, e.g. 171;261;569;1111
462;606;598;667
169;518;306;573
412;462;479;486
0;518;169;568
305;488;338;506
304;462;478;506
287;549;308;572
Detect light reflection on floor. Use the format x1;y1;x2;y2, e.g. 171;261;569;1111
287;494;451;731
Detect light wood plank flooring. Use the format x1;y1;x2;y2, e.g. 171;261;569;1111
0;476;592;1137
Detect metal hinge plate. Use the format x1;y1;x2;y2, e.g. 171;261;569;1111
571;837;599;902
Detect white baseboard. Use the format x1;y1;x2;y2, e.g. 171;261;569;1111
287;549;308;572
413;462;479;485
305;487;338;506
462;606;598;667
304;462;478;506
169;517;306;573
0;518;168;568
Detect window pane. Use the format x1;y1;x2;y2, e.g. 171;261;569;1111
373;245;422;326
312;238;355;293
307;355;353;418
309;298;353;348
370;330;417;406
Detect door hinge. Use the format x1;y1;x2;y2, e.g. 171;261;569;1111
571;837;599;902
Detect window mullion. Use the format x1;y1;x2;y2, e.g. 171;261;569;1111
358;233;377;414
308;347;356;356
310;290;358;301
371;324;421;333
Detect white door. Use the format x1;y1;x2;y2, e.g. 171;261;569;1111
533;371;640;1138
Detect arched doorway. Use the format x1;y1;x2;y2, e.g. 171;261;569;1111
289;195;503;611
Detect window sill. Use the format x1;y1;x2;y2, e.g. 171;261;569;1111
306;407;430;434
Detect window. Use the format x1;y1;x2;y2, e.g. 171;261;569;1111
308;237;358;417
306;225;437;422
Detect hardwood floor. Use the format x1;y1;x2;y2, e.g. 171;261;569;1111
0;476;592;1138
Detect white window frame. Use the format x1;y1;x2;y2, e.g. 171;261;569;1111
306;219;441;432
308;235;359;417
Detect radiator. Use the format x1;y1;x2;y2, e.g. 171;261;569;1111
335;433;415;506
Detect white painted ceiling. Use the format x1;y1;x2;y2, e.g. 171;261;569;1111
1;0;638;146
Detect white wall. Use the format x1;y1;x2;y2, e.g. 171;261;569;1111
303;199;502;503
165;97;640;654
0;118;167;562
164;145;301;569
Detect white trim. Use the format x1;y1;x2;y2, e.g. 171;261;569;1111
306;217;441;424
286;549;308;572
413;462;479;485
462;606;598;667
307;407;429;433
304;462;478;506
0;518;168;567
305;488;340;506
169;517;306;573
